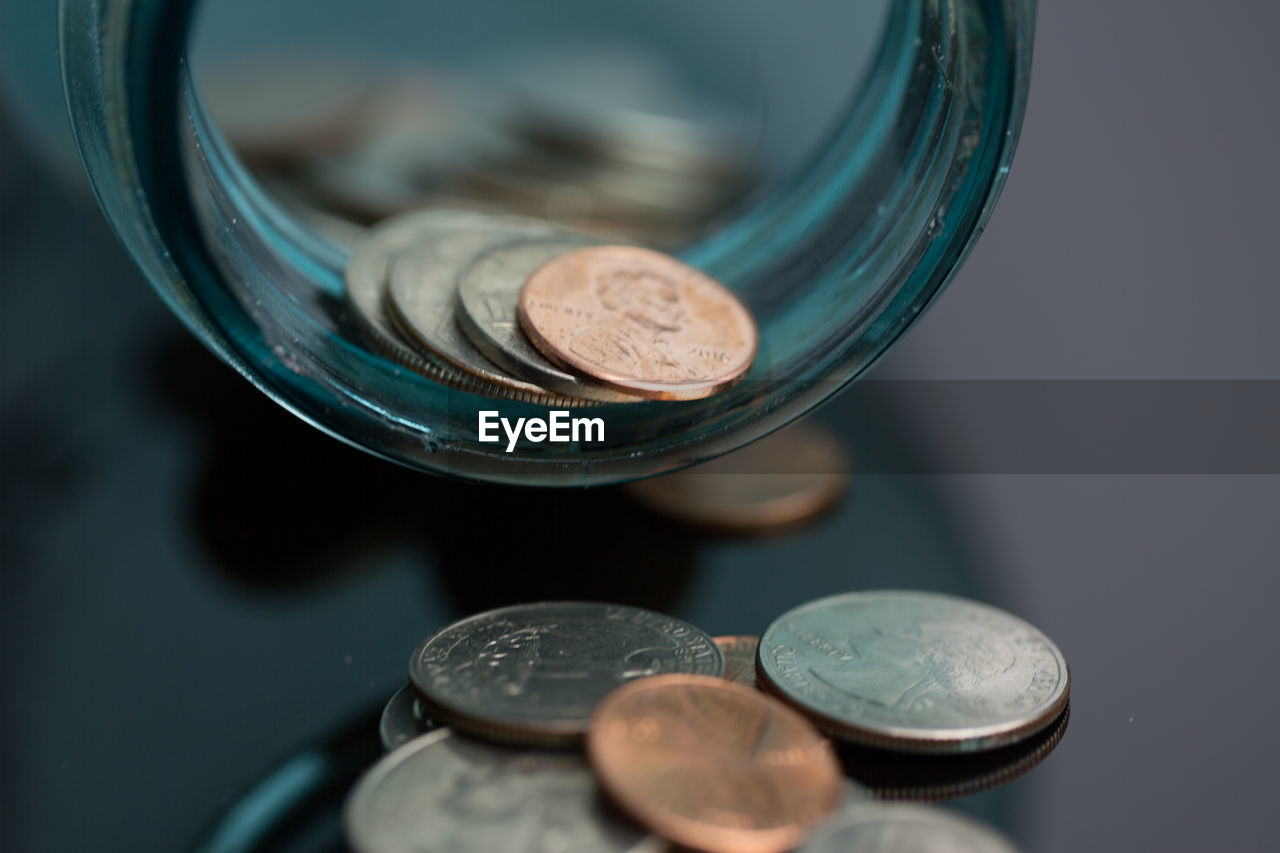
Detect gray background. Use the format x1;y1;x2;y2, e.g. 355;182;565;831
2;1;1278;851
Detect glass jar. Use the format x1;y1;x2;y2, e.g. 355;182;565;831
59;0;1035;485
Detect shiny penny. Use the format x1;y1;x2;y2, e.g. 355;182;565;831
714;636;760;689
757;591;1070;754
378;682;435;752
457;239;645;403
623;419;850;535
386;227;596;407
518;245;757;400
409;602;724;747
795;802;1020;853
588;674;841;853
344;728;655;853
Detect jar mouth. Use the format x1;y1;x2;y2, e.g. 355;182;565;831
61;0;1034;486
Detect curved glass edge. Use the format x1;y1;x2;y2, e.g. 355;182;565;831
59;0;1036;487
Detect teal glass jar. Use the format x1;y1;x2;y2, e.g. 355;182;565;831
59;0;1035;485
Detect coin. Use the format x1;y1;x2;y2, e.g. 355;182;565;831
378;683;435;752
346;209;474;377
757;591;1070;754
714;636;760;689
344;728;655;853
795;802;1021;853
385;224;597;406
587;673;841;853
623;420;850;535
456;239;646;403
519;246;757;400
201;53;377;168
409;602;724;747
345;209;584;404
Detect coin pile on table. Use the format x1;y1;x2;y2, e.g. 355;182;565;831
349;592;1070;852
344;208;758;404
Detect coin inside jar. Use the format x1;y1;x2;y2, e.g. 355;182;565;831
587;674;841;853
518;245;757;400
456;239;647;403
756;591;1070;754
409;602;725;747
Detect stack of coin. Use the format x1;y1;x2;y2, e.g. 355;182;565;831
201;45;752;250
344;208;758;404
351;592;1069;852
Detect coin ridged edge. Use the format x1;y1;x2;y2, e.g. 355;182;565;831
383;286;601;408
860;702;1071;802
454;239;649;404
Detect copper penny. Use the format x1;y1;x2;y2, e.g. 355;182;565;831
623;419;850;536
587;674;841;853
714;636;760;689
518;246;757;400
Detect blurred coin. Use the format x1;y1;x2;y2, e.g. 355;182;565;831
519;246;757;400
757;591;1070;754
200;53;378;168
457;239;645;403
378;683;435;752
493;42;749;175
344;728;654;853
623;420;849;535
795;802;1021;853
409;602;724;747
587;674;841;853
296;72;502;223
714;636;760;689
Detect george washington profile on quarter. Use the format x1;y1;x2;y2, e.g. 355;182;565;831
757;590;1070;753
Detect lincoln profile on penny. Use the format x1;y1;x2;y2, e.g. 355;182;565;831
519;244;758;399
566;266;702;380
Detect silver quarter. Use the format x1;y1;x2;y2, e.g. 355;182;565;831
410;602;725;746
796;802;1020;853
386;230;594;407
345;208;493;376
345;208;588;405
344;728;654;853
378;682;435;752
757;591;1069;753
455;239;645;403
